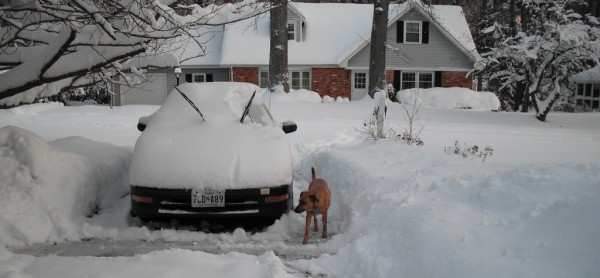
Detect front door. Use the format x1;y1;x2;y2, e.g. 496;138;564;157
351;71;368;100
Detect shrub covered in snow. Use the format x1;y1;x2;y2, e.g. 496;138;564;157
396;87;500;111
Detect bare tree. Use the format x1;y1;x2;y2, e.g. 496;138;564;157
0;0;270;106
268;0;289;93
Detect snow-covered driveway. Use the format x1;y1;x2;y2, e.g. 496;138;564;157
2;91;600;277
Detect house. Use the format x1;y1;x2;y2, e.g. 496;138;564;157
570;66;600;111
111;1;478;106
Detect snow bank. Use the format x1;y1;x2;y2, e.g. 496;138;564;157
259;87;323;104
0;247;292;278
292;141;600;277
0;126;130;247
397;87;500;111
2;102;64;115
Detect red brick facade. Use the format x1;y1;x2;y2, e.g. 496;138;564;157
311;68;351;99
386;70;394;86
232;67;259;86
441;71;472;89
229;67;473;98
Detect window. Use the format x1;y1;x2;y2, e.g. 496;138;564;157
290;71;310;90
419;73;433;89
576;83;600;110
193;73;205;83
354;73;366;89
401;72;416;89
577;84;584;95
585;84;592;97
260;71;268;88
404;21;421;43
287;23;295;41
401;72;434;90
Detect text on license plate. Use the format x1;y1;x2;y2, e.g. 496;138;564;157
191;190;225;207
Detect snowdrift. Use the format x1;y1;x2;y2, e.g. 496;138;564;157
397;87;500;111
293;141;600;277
0;126;130;247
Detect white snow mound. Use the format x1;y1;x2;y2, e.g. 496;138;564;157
0;126;130;247
397;87;501;111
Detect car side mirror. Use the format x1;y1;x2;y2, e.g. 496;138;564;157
137;116;150;132
282;121;297;134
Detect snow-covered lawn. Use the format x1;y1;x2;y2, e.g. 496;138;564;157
1;90;599;277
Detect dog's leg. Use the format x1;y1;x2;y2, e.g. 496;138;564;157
322;211;328;239
303;211;312;244
313;213;319;232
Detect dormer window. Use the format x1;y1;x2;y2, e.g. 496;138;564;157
397;20;429;44
404;21;421;43
287;23;295;40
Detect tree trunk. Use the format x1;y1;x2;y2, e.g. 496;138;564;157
269;0;289;93
515;81;527;112
367;0;389;98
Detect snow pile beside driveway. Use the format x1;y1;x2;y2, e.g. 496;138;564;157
0;126;130;247
292;141;600;277
0;247;292;278
397;87;500;111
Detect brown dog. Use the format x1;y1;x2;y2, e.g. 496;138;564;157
294;167;331;244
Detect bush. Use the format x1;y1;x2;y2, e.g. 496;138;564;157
445;140;493;162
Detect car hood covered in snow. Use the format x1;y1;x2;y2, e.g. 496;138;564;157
129;82;293;190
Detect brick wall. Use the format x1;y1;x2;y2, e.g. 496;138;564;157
232;67;259;85
311;68;351;99
442;71;472;89
386;70;394;86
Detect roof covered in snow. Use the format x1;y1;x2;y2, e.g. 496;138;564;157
183;2;477;67
570;66;600;83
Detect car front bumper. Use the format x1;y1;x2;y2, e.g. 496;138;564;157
130;184;293;220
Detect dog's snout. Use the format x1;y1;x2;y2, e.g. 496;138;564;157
294;205;305;213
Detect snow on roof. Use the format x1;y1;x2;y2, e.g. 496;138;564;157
221;3;379;66
173;25;225;67
425;5;479;59
570;66;600;83
192;2;476;67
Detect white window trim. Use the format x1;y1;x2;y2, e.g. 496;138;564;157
259;71;269;88
192;73;206;83
258;69;311;90
400;71;434;90
404;20;422;44
575;83;600;109
289;70;311;90
287;22;295;41
354;72;367;89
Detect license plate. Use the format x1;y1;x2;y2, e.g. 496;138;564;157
191;189;225;207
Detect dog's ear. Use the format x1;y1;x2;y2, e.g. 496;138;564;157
309;194;318;203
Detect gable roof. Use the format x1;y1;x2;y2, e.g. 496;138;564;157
339;1;478;67
183;2;477;67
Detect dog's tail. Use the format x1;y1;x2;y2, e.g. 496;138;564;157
311;167;316;181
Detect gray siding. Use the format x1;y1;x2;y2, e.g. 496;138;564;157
287;7;303;42
112;68;230;106
347;8;473;70
179;68;230;84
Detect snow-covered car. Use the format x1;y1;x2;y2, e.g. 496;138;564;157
129;82;296;221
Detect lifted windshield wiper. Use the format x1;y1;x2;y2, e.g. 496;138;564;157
175;87;205;121
240;91;256;123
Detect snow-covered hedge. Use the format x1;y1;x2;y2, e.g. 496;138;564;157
396;87;500;111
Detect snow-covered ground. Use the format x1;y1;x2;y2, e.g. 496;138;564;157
1;89;599;277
